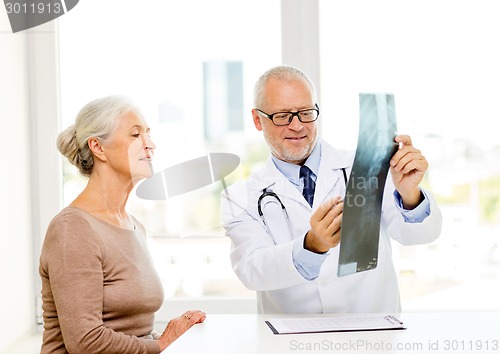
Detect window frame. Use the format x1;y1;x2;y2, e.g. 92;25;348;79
27;20;63;325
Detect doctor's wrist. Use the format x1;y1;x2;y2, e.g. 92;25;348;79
399;189;425;210
304;231;329;254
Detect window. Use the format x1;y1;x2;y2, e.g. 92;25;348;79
58;0;281;305
52;0;500;316
319;0;500;311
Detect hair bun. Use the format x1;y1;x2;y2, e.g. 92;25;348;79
56;95;138;177
56;125;79;165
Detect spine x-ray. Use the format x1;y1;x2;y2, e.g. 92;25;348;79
338;94;398;277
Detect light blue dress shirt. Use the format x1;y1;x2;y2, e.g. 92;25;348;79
271;140;431;280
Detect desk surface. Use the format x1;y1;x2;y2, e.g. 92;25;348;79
164;312;500;354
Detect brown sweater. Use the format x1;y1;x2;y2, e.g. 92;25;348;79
39;207;164;354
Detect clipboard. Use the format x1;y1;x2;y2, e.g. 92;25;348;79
265;314;406;335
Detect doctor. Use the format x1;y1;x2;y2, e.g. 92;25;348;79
221;65;442;314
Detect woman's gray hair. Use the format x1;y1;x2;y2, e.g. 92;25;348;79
57;95;141;177
253;65;317;108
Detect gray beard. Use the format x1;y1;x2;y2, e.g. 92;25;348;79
271;143;311;163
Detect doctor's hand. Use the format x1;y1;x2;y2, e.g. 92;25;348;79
390;135;426;210
304;196;343;254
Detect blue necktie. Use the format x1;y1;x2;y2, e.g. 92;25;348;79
300;165;316;206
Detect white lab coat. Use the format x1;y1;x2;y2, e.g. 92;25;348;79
221;139;442;314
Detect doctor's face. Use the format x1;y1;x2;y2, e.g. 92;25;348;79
252;77;318;165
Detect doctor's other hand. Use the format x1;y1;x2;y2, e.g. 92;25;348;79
390;135;427;210
157;310;206;351
304;196;343;254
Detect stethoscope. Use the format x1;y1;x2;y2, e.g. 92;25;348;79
257;168;348;245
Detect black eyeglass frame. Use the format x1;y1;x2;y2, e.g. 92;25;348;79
256;104;320;126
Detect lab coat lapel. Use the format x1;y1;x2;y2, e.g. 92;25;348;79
314;165;340;207
257;157;310;208
313;140;353;208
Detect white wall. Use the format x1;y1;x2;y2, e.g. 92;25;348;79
0;12;36;352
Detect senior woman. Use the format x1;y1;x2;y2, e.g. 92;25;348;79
39;95;205;353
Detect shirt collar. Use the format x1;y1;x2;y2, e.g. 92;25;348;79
271;139;321;186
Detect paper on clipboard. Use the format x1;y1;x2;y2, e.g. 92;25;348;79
265;314;406;335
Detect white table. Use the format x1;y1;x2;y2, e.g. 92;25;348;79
163;312;500;354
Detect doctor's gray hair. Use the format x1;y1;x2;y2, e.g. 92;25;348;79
253;65;317;109
57;95;142;177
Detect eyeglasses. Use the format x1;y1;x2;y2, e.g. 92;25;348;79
256;104;320;126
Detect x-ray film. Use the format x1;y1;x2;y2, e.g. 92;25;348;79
338;94;398;277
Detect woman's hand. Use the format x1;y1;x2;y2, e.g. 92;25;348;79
156;310;206;351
